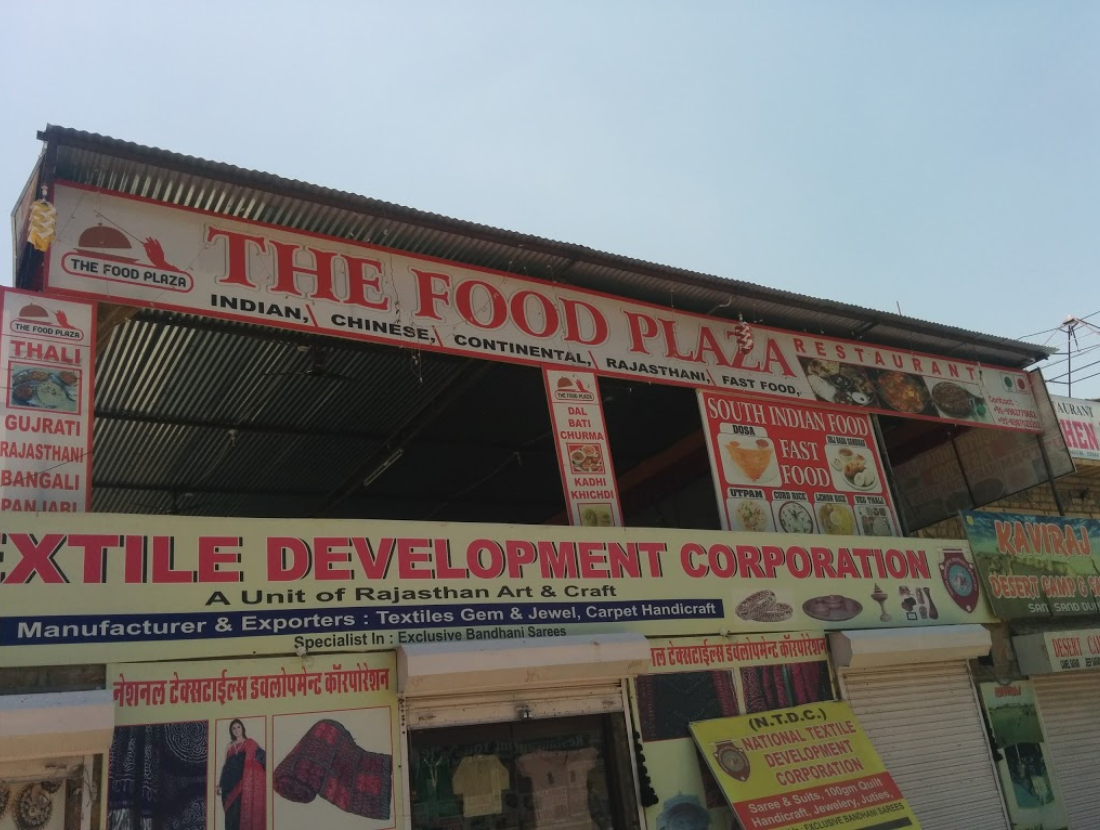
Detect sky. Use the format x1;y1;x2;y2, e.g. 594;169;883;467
2;1;1098;396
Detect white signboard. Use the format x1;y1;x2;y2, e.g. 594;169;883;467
0;287;94;512
544;368;623;527
46;182;1042;432
1052;395;1100;461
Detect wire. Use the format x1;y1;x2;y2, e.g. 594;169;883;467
1019;309;1100;340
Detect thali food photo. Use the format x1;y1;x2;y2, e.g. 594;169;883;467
800;358;877;407
9;365;80;413
775;499;815;534
816;502;856;535
873;371;934;415
929;380;988;422
857;504;895;536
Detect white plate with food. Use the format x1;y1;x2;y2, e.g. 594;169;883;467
774;500;815;534
719;434;781;487
727;497;774;532
826;445;880;492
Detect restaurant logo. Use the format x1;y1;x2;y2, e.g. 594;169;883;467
552;376;596;402
60;222;194;292
714;740;751;781
9;302;86;343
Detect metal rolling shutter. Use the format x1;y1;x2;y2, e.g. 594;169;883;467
841;662;1008;830
1032;671;1100;829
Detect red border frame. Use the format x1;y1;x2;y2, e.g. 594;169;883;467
43;180;1039;434
0;287;95;512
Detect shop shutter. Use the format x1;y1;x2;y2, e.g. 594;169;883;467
840;662;1008;830
1032;671;1100;829
405;681;627;729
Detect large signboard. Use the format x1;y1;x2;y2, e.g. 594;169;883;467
1052;395;1100;461
106;653;399;830
634;634;833;830
978;680;1066;829
0;287;94;513
690;702;921;830
45;182;1041;432
543;368;623;527
1013;629;1100;674
698;391;899;537
962;511;1100;620
0;513;994;665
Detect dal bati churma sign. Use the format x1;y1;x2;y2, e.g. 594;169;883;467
0;514;992;666
691;702;920;830
45;183;1041;432
698;391;900;538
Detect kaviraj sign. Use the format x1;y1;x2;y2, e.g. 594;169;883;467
46;182;1040;431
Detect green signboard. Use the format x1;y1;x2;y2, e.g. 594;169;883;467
961;511;1100;620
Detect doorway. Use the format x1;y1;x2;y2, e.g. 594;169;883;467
408;713;640;830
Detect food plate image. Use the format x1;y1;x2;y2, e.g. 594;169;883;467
802;595;863;622
817;502;856;535
826;445;879;491
857;505;895;536
873;371;934;415
800;358;877;407
929;381;989;422
568;443;605;474
774;500;815;534
720;433;780;486
727;497;774;532
9;364;81;413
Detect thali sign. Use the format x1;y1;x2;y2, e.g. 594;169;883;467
961;511;1100;620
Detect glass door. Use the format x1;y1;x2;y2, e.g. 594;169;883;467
409;714;638;830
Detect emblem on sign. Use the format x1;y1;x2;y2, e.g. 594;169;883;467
714;740;751;781
940;548;980;613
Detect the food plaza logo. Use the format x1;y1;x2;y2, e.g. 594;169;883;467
60;221;194;292
553;376;596;402
8;302;85;342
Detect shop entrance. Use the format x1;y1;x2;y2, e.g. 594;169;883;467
408;714;640;830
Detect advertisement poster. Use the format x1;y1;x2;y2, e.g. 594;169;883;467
961;511;1100;620
0;513;994;666
543;368;623;527
0;287;93;513
45;183;1041;432
978;681;1066;830
698;391;899;538
106;654;399;830
633;634;832;830
1052;395;1100;462
690;702;920;830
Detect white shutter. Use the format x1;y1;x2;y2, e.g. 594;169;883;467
405;682;627;729
840;662;1008;830
1032;671;1100;829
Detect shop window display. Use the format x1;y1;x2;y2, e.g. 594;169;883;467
409;715;637;830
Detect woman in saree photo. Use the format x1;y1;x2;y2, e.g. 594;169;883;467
216;718;267;830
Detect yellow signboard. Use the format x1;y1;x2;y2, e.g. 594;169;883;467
690;702;920;830
105;653;400;830
634;634;833;830
0;513;994;665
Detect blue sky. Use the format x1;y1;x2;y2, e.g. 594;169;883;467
3;1;1098;395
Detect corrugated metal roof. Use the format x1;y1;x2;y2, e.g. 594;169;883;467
18;125;1056;523
39;124;1053;367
